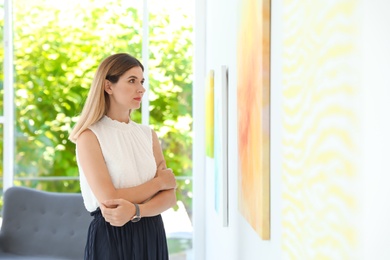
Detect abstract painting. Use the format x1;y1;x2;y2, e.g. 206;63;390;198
237;0;270;239
205;70;214;158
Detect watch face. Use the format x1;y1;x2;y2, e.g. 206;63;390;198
131;203;141;223
131;216;141;223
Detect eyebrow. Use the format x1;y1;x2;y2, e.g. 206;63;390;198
127;75;145;81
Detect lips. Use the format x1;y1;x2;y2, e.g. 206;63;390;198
134;97;142;101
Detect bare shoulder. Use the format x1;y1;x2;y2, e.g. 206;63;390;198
76;129;98;147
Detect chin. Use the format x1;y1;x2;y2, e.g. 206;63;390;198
131;104;141;110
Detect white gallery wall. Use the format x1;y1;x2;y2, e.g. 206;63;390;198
361;0;390;259
193;0;283;259
193;0;390;259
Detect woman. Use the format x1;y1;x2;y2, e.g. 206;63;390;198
69;53;177;260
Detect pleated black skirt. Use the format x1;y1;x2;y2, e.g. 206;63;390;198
84;208;169;260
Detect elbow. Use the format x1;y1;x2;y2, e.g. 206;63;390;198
97;190;121;205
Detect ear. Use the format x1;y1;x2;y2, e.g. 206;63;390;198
104;80;113;94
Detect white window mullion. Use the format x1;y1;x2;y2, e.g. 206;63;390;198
141;0;149;125
193;0;206;259
3;0;15;192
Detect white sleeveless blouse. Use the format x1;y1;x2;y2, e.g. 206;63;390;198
77;116;157;212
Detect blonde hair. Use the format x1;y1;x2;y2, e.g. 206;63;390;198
69;53;144;143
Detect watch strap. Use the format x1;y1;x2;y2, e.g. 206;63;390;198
131;203;141;223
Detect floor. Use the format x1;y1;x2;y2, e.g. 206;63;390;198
170;252;187;260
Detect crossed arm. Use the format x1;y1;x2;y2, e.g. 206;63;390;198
76;129;177;226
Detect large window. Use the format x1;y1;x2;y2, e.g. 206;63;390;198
2;0;193;258
0;0;5;205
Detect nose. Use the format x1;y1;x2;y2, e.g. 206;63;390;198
138;84;146;94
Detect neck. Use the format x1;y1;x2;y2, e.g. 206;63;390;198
105;111;130;123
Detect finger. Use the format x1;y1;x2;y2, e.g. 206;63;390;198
157;160;167;170
103;199;121;207
101;207;117;218
101;209;110;218
163;168;172;174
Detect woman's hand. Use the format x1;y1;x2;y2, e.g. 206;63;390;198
100;198;136;227
156;168;177;190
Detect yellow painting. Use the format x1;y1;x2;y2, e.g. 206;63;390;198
237;0;270;239
205;70;215;158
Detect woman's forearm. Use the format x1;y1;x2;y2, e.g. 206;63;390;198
114;167;176;204
115;177;161;204
139;189;177;217
101;189;176;226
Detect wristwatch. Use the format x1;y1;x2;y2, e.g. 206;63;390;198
131;203;141;223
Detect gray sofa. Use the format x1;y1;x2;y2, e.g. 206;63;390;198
0;186;91;259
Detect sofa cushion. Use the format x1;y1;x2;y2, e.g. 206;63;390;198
0;186;91;260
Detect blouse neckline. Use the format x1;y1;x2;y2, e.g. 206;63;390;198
101;115;135;130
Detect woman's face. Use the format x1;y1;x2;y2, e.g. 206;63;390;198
106;66;145;111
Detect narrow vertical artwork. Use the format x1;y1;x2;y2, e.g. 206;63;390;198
237;0;270;239
214;66;229;227
205;70;214;158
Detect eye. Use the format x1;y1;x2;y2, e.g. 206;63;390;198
141;80;145;85
129;79;135;83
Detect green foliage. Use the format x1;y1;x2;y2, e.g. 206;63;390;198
149;8;194;214
167;237;192;255
12;0;143;192
1;0;193;213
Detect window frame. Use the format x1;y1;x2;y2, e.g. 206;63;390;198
1;0;152;193
2;0;15;192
